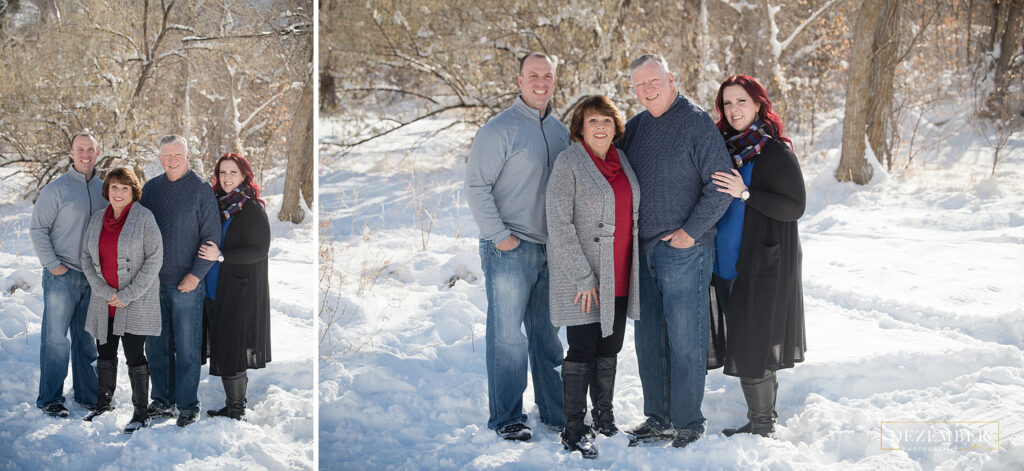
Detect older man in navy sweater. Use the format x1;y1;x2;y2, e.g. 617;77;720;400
140;134;220;427
618;55;732;448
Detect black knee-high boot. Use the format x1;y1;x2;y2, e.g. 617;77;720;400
561;360;597;459
85;359;117;421
208;371;247;420
723;371;777;438
124;363;150;433
589;355;618;437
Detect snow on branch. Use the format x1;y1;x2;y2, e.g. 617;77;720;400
239;82;303;132
166;23;196;34
181;23;312;43
773;0;843;57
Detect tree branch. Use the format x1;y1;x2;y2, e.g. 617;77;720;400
91;24;142;56
343;87;440;104
341;104;487;148
239;82;302;131
181;24;312;43
778;0;844;57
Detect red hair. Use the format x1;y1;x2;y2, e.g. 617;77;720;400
714;75;791;147
212;152;265;206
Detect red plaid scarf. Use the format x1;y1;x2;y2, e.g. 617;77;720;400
218;187;251;221
724;119;770;168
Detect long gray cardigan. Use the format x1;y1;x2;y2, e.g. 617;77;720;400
546;141;641;337
81;203;163;344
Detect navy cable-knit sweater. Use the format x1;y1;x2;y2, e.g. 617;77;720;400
139;170;221;284
618;94;733;254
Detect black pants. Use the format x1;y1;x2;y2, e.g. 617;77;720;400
96;316;148;367
565;296;628;363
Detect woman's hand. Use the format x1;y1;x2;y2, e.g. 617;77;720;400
573;286;600;314
108;293;127;308
198;241;221;261
712;168;747;198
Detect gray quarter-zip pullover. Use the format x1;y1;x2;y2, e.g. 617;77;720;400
30;166;107;272
465;96;571;244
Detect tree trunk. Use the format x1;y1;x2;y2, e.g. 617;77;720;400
867;0;900;170
278;72;314;224
986;0;1003;54
988;0;1023;114
836;0;885;184
320;68;338;113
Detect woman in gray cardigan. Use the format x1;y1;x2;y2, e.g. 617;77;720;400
80;167;163;433
546;96;640;459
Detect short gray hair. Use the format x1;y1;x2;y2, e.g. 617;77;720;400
158;134;188;154
629;54;671;75
70;132;99;150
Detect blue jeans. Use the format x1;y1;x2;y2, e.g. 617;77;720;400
635;240;713;432
37;269;98;408
480;239;565;430
147;282;205;412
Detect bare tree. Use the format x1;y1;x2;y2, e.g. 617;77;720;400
280;63;314;223
759;0;844;117
866;0;901;170
836;0;886;184
0;0;311;197
985;0;1023;115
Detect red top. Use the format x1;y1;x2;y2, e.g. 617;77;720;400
583;142;633;297
99;203;132;318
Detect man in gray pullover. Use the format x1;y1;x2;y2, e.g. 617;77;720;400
30;132;106;417
618;55;732;448
465;52;570;441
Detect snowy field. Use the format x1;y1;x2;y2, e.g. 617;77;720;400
0;169;315;470
318;105;1024;470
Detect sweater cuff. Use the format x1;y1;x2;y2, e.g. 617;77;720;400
93;285;116;302
575;272;597;292
489;228;513;245
682;218;714;244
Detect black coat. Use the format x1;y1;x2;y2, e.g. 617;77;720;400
723;138;806;378
208;198;272;377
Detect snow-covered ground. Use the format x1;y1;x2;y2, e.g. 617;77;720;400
318;106;1024;470
0;169;315;470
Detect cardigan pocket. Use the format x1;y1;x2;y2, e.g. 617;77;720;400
752;242;782;281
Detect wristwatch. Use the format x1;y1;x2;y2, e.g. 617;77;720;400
740;190;750;202
218;254;225;262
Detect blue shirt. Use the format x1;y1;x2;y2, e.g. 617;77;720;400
713;161;754;279
205;218;232;300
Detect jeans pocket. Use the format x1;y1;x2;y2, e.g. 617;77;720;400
663;239;699;252
494;238;522;254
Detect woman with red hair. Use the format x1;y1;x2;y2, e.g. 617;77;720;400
198;153;272;420
710;75;806;438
